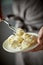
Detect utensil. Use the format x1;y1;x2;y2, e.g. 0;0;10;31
2;19;16;32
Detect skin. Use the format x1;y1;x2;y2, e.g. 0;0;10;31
31;27;43;52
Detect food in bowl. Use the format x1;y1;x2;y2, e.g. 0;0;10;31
7;28;37;50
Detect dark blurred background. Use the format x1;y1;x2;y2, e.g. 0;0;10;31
0;0;16;65
0;0;43;65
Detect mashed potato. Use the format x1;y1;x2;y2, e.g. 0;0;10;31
15;28;25;36
22;33;31;39
7;28;37;50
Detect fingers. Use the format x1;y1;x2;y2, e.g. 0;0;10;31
29;27;43;52
38;27;43;44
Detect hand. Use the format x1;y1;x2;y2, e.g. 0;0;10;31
30;27;43;52
38;27;43;44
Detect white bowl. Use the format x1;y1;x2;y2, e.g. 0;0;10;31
2;32;39;53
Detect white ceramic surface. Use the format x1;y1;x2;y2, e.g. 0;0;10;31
2;32;39;53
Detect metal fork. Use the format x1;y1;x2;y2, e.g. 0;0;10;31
2;19;16;32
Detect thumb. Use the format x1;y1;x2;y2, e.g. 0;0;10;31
38;27;43;44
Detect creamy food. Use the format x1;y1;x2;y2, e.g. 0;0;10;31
7;28;37;50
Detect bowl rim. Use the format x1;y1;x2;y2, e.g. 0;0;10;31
2;32;39;53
